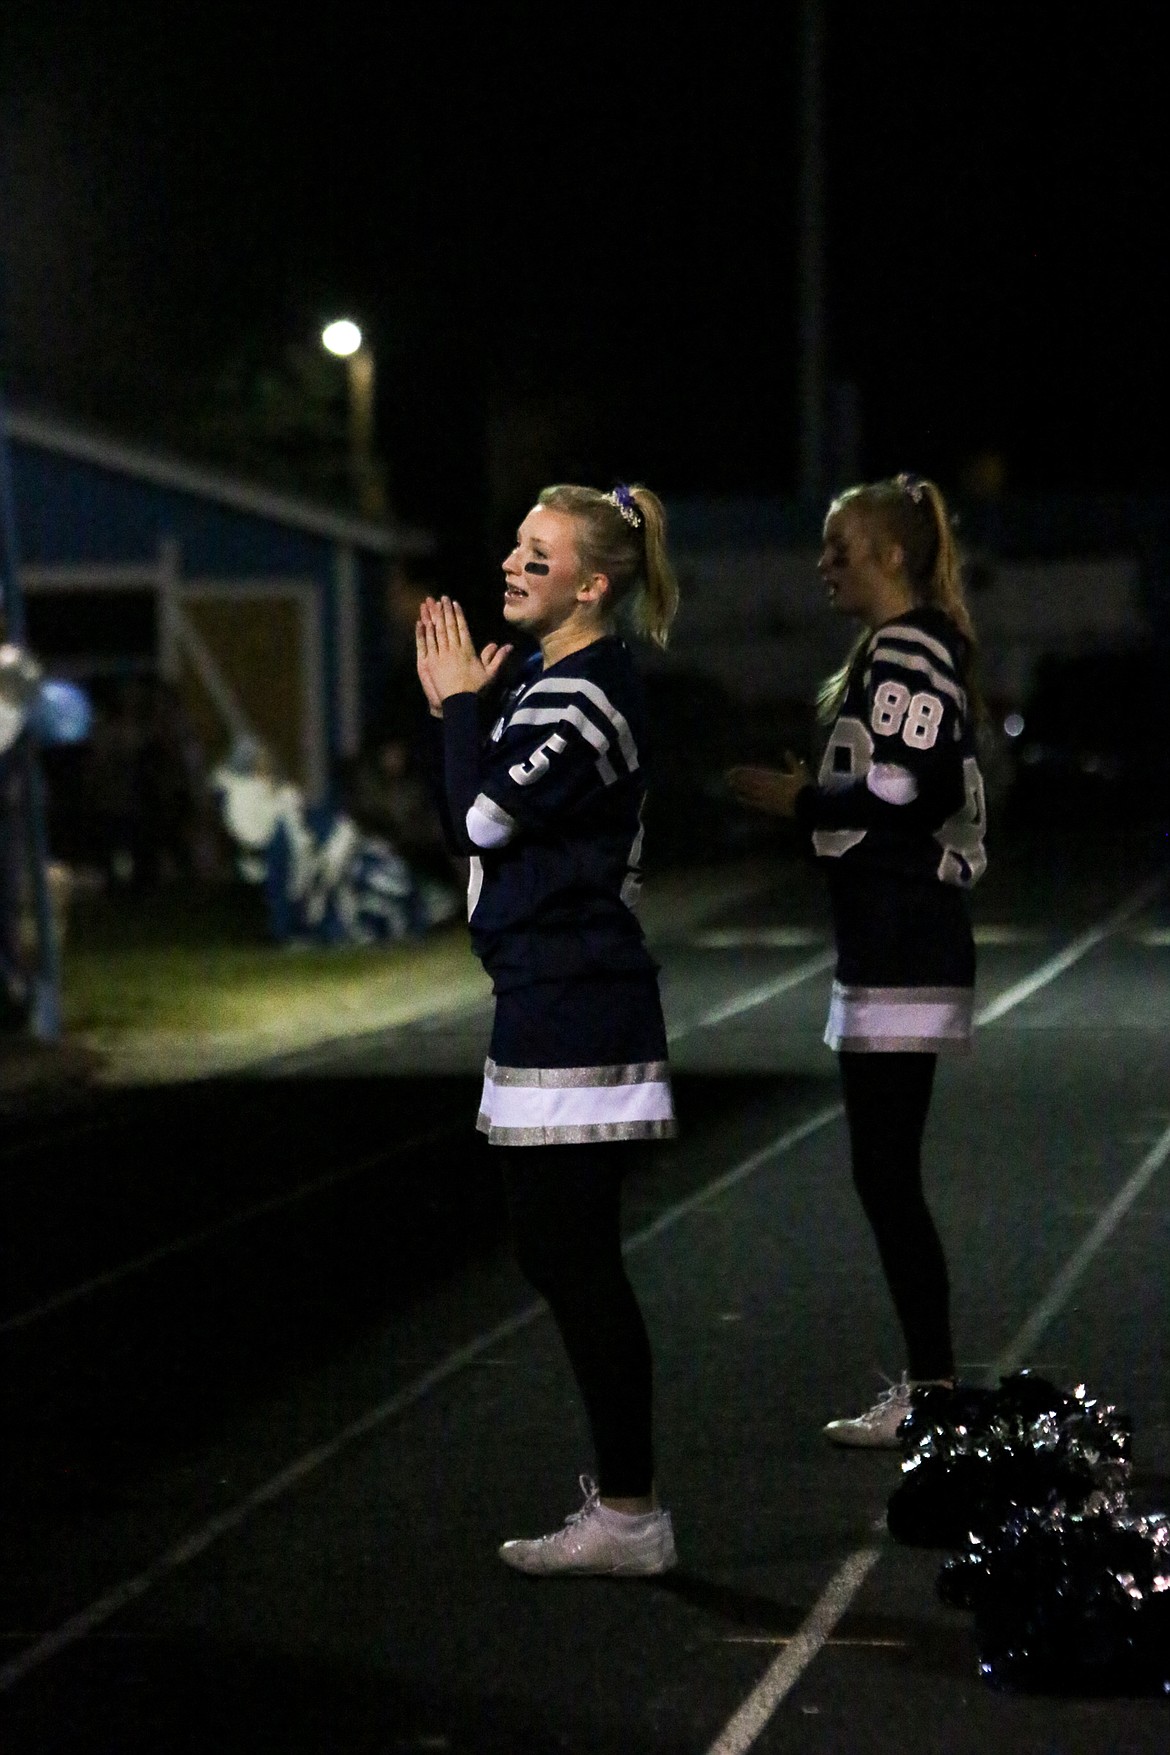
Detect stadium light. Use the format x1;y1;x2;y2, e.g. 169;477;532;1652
321;318;363;358
320;320;384;518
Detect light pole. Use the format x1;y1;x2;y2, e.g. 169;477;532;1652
797;0;826;505
321;319;385;519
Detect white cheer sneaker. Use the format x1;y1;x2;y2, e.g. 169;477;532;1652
498;1476;677;1577
823;1373;915;1449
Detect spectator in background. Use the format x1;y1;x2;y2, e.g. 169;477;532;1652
82;675;212;889
0;617;27;1026
134;677;212;885
342;734;461;889
0;735;26;1029
0;633;93;1025
85;681;145;887
213;735;458;945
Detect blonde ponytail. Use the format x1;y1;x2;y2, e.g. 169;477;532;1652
821;474;981;716
537;481;680;648
917;479;973;645
832;475;969;612
627;486;679;648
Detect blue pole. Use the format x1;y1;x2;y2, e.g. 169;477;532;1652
0;393;62;1040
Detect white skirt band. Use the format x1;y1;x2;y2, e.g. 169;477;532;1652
825;980;973;1053
477;1056;676;1146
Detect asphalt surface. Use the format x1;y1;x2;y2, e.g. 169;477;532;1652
2;819;1169;1753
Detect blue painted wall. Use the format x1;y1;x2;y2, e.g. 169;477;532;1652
11;440;340;577
7;434;413;776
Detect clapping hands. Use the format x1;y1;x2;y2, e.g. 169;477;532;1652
415;596;513;718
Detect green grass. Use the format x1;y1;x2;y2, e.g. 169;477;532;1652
61;883;475;1036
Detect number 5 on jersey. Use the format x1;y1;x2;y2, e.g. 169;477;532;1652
872;681;944;750
509;731;569;786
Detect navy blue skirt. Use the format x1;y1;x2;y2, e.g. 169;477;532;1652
825;869;976;1054
478;972;675;1146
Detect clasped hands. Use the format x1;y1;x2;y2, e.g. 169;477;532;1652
414;596;810;817
415;596;513;718
725;756;812;819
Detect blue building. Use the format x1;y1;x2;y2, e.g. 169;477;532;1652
6;407;432;799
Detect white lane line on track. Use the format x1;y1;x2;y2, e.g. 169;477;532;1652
701;871;1167;1755
688;927;826;949
992;1119;1170;1378
701;1127;1170;1755
0;1130;450;1336
705;1538;884;1755
1;873;1162;1696
973;876;1164;1026
9;881;1154;1327
1;959;834;1336
668;951;836;1040
0;1102;846;1693
0;945;826;1338
0;862;1079;1333
268;878;779;1071
972;924;1044;945
0;1300;549;1691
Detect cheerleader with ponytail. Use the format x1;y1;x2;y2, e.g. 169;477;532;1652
730;473;987;1446
416;482;680;1570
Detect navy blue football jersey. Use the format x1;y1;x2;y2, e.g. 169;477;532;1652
797;607;987;887
437;635;656;991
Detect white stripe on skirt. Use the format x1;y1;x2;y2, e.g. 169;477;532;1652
477;1058;676;1145
825;981;973;1053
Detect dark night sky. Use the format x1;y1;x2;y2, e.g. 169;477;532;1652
1;2;1166;563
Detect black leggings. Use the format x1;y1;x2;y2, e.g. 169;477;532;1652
838;1051;955;1382
501;1143;654;1499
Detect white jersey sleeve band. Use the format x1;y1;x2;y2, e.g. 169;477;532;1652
866;762;919;805
466;792;517;849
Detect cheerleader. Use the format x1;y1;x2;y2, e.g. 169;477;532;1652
415;483;679;1570
729;474;986;1446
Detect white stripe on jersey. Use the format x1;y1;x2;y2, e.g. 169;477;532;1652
867;644;966;710
518;675;639;772
621;819;645;911
812;827;867;857
869;623;957;672
467;854;484;919
508;704;619;785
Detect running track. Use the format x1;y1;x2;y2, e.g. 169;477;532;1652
2;822;1169;1752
